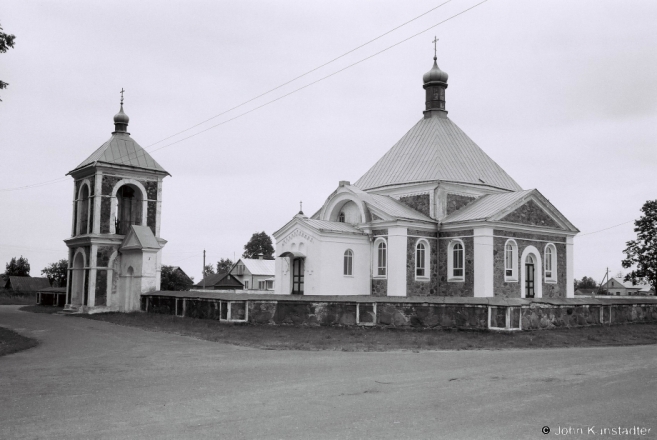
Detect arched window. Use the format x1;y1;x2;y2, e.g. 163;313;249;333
447;239;465;281
544;243;557;282
343;249;353;276
504;239;518;282
338;212;345;223
116;185;142;235
415;240;430;279
375;239;387;277
76;183;90;236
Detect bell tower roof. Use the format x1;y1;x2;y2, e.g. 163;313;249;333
67;92;169;176
422;37;449;118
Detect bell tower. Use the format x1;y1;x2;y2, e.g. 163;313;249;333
63;93;170;313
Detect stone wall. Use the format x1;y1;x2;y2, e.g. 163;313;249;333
398;194;431;217
446;194;476;216
100;197;112;233
371;279;387;297
500;200;560;229
142;294;657;331
95;270;107;306
437;230;474;297
493;230;567;298
406;230;439;296
101;175;122;195
147;201;157;234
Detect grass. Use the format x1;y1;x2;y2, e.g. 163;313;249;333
0;326;39;357
0;291;36;306
19;305;63;314
71;312;657;352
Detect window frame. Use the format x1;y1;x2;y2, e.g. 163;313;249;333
415;239;430;281
373;238;387;278
447;239;465;282
343;249;353;276
544;243;557;283
504;239;518;282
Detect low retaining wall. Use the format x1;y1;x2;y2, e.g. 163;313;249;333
141;292;657;331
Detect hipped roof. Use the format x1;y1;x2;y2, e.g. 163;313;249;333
354;116;521;192
68;132;169;175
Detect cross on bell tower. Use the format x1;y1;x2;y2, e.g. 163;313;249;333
422;38;449;118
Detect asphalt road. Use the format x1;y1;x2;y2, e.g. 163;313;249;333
1;306;656;440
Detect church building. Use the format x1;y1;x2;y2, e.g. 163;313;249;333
273;53;579;299
63;98;169;312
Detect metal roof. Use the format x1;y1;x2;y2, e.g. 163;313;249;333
303;219;365;234
6;276;50;292
363;193;434;223
441;189;533;223
238;259;276;276
69;133;168;175
354;116;522;191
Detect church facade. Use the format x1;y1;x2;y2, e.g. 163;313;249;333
273;55;578;299
63;101;169;312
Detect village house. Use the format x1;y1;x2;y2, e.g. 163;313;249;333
602;277;655;296
3;276;51;293
273;53;579;298
63;97;169;313
192;272;244;291
230;258;275;291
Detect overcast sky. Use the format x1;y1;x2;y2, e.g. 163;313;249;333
1;0;656;283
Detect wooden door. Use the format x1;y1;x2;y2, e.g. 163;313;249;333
292;258;304;295
525;256;535;298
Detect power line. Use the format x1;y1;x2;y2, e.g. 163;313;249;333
0;0;483;192
148;0;491;154
575;220;635;238
143;0;454;149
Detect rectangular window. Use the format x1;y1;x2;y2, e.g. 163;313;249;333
244;280;249;289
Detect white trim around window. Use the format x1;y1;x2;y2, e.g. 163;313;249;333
504;239;518;282
544;243;557;283
415;239;430;281
373;238;387;279
447;239;465;282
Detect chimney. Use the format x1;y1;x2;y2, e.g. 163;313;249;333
258;254;264;260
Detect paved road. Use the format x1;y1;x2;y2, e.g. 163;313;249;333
1;306;656;440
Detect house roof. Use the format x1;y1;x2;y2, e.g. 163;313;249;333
238;259;276;276
68;132;169;175
193;272;243;288
606;277;643;290
6;276;51;292
354;116;522;192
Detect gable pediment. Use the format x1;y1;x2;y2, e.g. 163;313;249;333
496;199;567;230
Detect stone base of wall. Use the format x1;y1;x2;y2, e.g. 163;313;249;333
142;292;657;331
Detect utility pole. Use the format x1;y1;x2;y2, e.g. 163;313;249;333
202;249;206;290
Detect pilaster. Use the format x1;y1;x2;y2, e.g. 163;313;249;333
473;227;494;297
566;236;574;298
387;226;408;296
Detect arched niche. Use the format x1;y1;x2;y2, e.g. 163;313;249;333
76;179;92;236
322;193;369;224
110;179;148;234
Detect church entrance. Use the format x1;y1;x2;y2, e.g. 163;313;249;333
525;255;535;298
292;258;304;295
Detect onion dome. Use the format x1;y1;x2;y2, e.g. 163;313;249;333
423;57;449;84
113;104;130;133
423;56;449;116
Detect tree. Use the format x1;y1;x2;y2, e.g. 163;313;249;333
216;258;234;274
0;22;16;100
160;265;192;291
41;259;68;287
242;231;274;259
575;276;598;289
203;264;215;278
622;200;657;291
5;256;30;276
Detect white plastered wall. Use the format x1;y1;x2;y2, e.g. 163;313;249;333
386;226;407;296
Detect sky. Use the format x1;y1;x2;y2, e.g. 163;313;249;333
1;0;656;283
